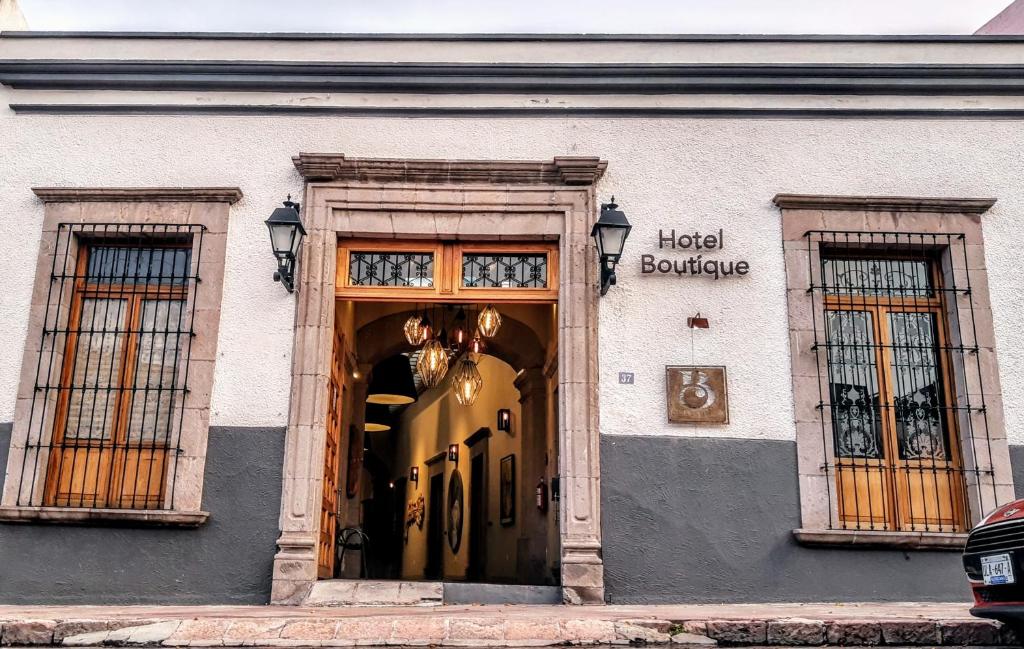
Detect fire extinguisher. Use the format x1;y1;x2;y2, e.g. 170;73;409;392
536;476;549;512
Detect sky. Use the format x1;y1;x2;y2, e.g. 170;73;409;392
14;0;1016;34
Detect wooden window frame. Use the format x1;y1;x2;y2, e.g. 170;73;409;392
822;252;967;533
2;188;238;527
336;239;558;303
44;241;191;510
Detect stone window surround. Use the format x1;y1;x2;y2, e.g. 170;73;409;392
272;153;606;604
776;194;1012;550
0;187;240;527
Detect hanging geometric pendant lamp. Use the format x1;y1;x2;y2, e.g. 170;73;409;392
452;355;484;406
417;338;449;389
403;312;427;346
478;304;502;338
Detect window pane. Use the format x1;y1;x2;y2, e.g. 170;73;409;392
126;300;186;443
822;258;932;297
888;312;950;460
462;253;548;288
64;298;128;440
825;310;884;459
348;252;433;287
86;246;191;285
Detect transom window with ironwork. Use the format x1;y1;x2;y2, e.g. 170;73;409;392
807;231;994;533
462;253;548;289
336;240;557;302
348;251;434;288
13;224;204;511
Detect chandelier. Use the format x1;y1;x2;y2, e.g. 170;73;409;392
452;355;484;406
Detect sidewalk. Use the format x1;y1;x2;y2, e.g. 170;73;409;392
0;602;1010;647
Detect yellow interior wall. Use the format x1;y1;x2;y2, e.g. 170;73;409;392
393;354;523;581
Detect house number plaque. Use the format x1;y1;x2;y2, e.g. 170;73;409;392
666;365;729;424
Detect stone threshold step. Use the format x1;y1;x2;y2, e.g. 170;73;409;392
302;580;562;607
0;615;1016;647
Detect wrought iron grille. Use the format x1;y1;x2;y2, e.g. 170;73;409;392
462;253;548;288
15;223;204;510
349;252;433;287
806;230;995;533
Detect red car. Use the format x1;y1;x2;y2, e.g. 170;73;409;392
965;499;1024;637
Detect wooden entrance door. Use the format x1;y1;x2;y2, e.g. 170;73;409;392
318;329;346;578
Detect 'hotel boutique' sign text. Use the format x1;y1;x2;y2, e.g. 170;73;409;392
640;229;749;280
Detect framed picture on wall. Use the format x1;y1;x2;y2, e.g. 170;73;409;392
499;454;515;526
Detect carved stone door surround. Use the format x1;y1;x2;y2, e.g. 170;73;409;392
271;154;607;604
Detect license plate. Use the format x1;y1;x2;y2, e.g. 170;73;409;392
983;554;1015;585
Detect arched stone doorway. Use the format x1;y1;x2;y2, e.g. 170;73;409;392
272;154;606;604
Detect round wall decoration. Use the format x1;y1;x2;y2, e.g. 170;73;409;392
447;469;464;554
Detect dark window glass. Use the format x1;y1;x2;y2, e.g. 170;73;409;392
888;312;949;460
822;257;932;297
825;310;885;459
86;246;191;285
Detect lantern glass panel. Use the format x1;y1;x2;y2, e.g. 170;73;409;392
288;227;304;257
598;226;628;262
268;223;296;259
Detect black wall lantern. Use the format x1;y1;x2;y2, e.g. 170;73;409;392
591;198;632;296
447;443;460;464
409;465;419;485
265;195;306;292
497;408;512;433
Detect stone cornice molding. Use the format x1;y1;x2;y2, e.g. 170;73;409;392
772;194;996;214
292;153;606;186
32;187;244;203
8;60;1024;96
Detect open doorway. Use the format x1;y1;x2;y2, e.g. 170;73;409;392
322;240;561;590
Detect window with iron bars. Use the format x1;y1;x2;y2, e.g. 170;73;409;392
14;223;205;511
806;230;995;533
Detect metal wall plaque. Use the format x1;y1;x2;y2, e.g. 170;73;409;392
666;365;729;424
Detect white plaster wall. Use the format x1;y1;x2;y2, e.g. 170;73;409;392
1;98;1023;443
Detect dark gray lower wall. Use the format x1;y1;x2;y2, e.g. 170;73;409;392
1011;445;1024;499
601;435;986;604
0;423;284;604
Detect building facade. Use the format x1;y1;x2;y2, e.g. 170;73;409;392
1;31;1023;605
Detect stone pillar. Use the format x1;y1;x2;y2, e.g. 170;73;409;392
558;191;605;604
271;197;337;604
514;367;549;584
